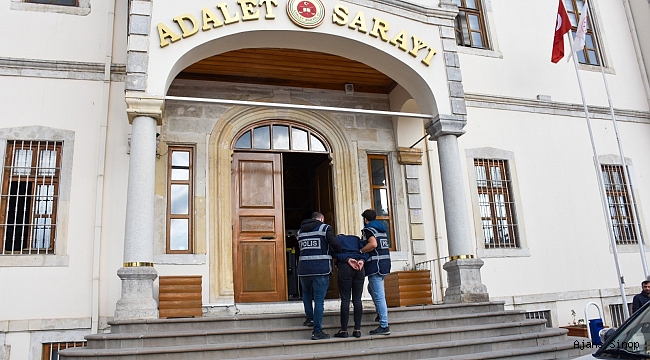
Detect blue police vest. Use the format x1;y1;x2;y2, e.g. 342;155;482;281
297;223;332;276
363;226;391;276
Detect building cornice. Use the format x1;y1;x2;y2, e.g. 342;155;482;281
341;0;457;24
465;92;650;124
0;57;125;82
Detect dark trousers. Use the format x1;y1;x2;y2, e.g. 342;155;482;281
337;262;365;331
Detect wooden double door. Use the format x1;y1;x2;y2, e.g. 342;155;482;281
232;152;334;303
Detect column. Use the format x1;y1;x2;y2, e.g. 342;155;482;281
426;114;489;303
115;96;164;320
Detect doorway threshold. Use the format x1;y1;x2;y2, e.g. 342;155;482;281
203;300;342;317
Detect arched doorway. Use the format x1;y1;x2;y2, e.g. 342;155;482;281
231;121;334;303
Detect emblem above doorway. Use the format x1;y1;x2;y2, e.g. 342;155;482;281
286;0;326;29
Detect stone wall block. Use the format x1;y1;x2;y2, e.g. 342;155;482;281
444;52;460;68
440;26;456;39
451;98;468;115
412;239;426;255
442;38;458;52
446;67;463;82
128;35;150;52
409;209;423;223
405;164;419;179
131;1;152;16
406;179;420;194
407;194;422;209
126;74;147;91
448;81;465;98
411;224;425;240
126;52;149;73
129;15;151;35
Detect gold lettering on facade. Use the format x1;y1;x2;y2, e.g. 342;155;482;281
332;5;349;26
157;23;182;47
409;35;428;57
422;47;437;66
369;17;389;41
259;0;278;19
217;2;241;24
173;14;200;38
348;11;368;33
389;30;408;51
202;8;225;30
238;0;260;21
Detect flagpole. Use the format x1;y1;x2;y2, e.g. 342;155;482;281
566;31;630;319
590;26;649;279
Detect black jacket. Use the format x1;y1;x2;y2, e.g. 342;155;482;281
299;219;342;254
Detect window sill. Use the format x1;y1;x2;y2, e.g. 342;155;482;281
577;62;615;75
614;243;649;253
155;254;206;265
478;247;530;258
0;254;69;267
10;1;90;16
456;46;503;59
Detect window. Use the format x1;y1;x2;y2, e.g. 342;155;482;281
42;341;86;360
167;147;193;253
452;0;487;49
525;310;552;328
609;303;633;327
25;0;77;6
1;141;61;255
564;0;601;65
474;159;518;248
602;164;638;245
234;123;329;153
367;154;395;251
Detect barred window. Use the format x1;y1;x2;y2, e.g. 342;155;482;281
602;164;638;245
42;341;86;360
565;0;601;65
525;310;552;328
25;0;78;6
452;0;487;49
1;141;61;255
609;303;633;327
475;159;518;248
167;147;194;253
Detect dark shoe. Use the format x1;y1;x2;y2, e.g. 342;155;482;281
302;319;314;327
374;315;380;322
369;326;390;335
334;329;348;338
311;331;330;340
353;330;361;338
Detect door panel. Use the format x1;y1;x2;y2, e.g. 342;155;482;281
233;153;286;302
315;160;339;299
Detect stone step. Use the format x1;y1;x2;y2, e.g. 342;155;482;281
60;328;569;359
85;316;548;350
107;302;507;335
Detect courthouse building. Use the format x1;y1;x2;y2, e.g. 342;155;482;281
1;0;650;358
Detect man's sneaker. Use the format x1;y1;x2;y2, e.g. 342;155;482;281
374;315;380;322
369;326;390;335
311;331;330;340
302;319;314;327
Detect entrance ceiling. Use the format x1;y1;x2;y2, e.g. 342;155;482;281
176;48;397;94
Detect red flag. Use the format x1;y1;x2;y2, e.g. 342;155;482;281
552;0;572;63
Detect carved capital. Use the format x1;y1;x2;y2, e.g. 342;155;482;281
425;114;467;140
125;94;164;125
397;147;423;165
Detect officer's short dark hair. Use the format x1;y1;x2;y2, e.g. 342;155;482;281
643;280;650;286
311;212;324;220
361;209;376;221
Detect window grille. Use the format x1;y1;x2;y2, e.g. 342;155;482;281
525;310;552;328
474;159;518;248
564;0;601;65
451;0;488;49
609;303;633;328
1;141;61;255
42;341;86;360
602;164;639;245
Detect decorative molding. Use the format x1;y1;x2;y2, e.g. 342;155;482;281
425;114;467;139
10;0;91;16
0;57;126;82
341;0;457;24
465;93;650;124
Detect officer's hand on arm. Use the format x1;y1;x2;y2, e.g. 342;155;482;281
360;236;377;254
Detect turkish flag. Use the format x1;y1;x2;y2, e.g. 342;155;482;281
552;0;572;63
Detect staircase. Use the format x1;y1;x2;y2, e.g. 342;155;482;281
60;302;591;360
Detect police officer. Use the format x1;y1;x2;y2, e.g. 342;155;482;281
298;212;342;340
360;209;391;335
